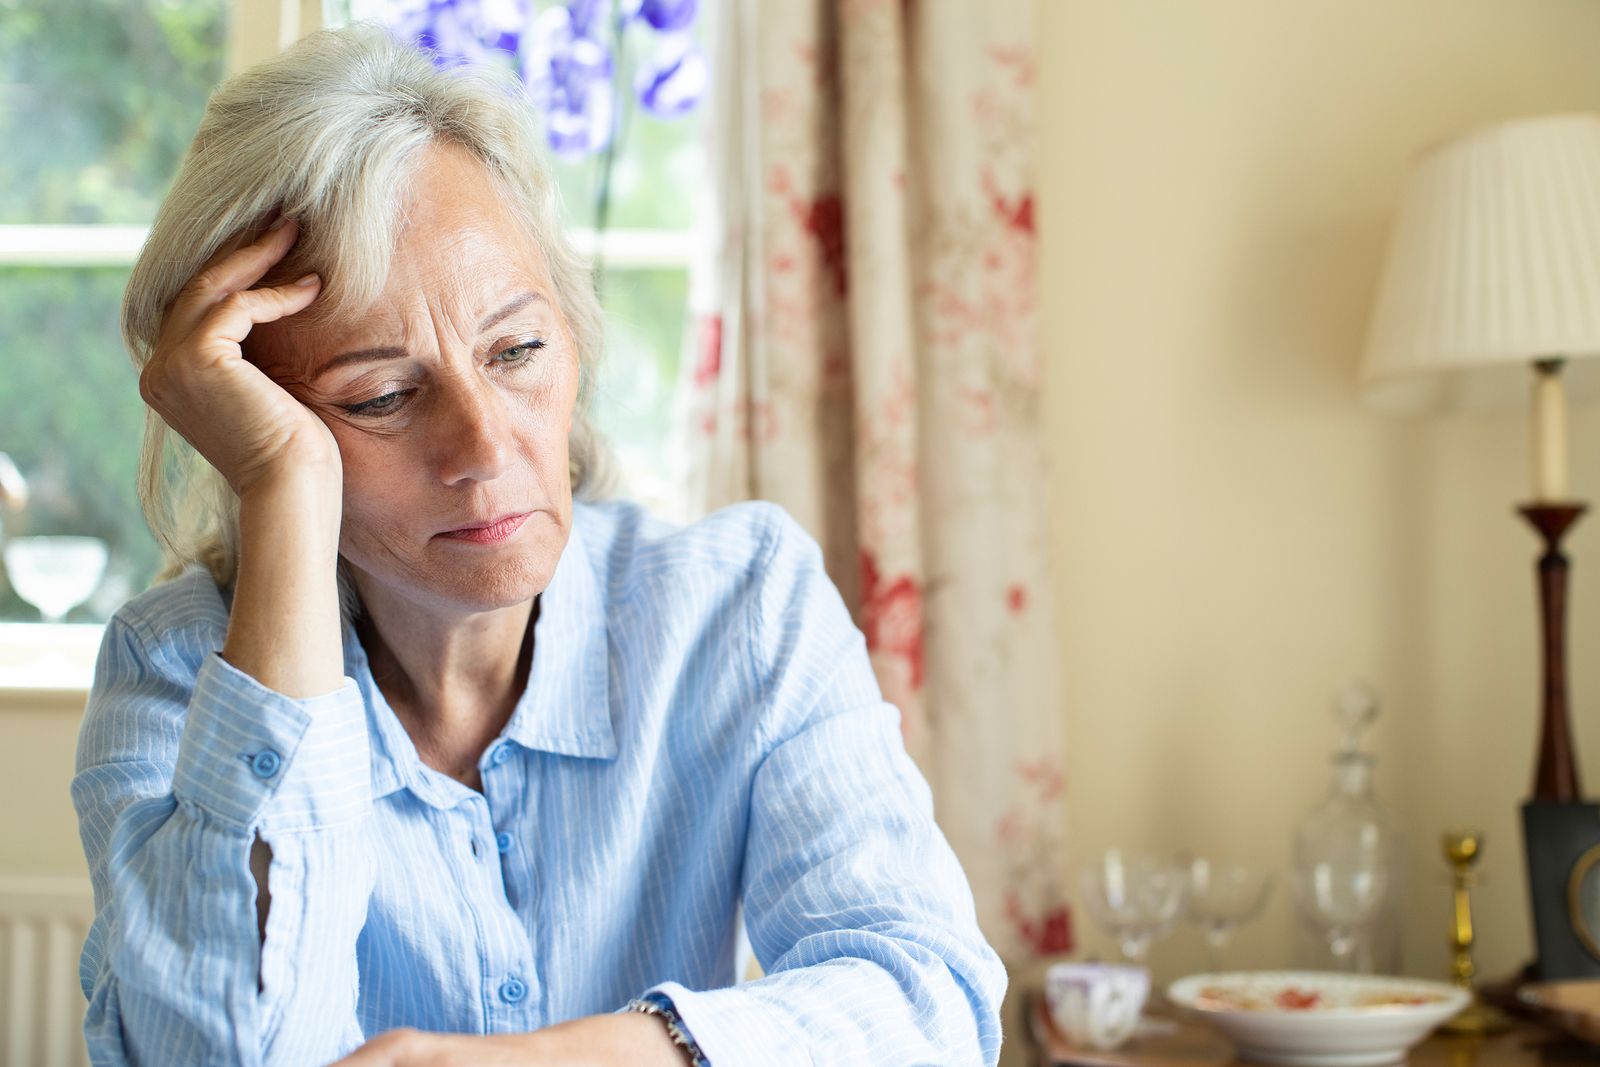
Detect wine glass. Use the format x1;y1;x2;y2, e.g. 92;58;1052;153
2;535;109;622
1079;850;1187;967
1291;853;1389;971
1182;857;1273;971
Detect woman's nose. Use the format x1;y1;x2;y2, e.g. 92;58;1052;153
431;375;511;485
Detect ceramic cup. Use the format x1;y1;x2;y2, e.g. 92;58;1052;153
1045;962;1150;1051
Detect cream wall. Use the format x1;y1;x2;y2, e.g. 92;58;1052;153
0;697;90;879
1037;0;1600;998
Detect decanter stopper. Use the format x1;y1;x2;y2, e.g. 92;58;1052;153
1334;677;1380;756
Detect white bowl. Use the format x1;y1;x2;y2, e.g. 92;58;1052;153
1167;971;1470;1067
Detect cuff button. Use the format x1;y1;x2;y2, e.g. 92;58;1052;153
250;749;282;779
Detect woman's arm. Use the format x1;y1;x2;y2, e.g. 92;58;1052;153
73;217;374;1065
632;507;1008;1066
74;605;375;1066
327;1009;690;1066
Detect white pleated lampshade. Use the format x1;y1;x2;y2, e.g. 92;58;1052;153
1361;112;1600;413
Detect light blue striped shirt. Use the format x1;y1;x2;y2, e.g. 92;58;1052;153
72;499;1006;1065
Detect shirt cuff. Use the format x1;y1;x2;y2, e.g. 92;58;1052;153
172;653;371;832
638;980;811;1067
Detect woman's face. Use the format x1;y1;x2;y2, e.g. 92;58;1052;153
248;142;581;620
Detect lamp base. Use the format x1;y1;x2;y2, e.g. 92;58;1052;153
1516;502;1585;802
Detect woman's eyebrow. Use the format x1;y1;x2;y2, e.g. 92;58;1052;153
479;290;545;332
313;344;408;380
312;292;547;381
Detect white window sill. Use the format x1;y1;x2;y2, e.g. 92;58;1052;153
0;623;100;709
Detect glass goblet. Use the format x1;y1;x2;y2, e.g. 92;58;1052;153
2;535;109;623
1291;856;1388;972
1182;857;1273;971
1080;850;1186;967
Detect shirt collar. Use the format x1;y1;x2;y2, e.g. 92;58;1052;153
345;507;617;805
500;508;616;761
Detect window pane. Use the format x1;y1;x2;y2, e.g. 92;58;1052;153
548;95;705;233
0;0;229;225
591;267;690;518
0;268;156;622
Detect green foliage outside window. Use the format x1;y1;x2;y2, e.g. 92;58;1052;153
0;0;229;225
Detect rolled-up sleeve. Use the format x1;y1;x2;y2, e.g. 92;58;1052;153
641;507;1007;1066
72;612;375;1066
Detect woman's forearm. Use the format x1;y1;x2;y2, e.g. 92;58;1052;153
219;465;347;955
222;466;345;699
328;1012;692;1066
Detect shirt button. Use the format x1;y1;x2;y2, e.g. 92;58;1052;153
495;831;513;854
250;750;281;778
490;744;512;767
499;976;528;1004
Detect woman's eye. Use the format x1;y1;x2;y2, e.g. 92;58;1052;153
342;389;412;417
494;339;546;365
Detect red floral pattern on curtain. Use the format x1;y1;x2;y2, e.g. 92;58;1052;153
684;0;1070;970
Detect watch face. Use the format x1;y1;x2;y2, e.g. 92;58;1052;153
1568;843;1600;962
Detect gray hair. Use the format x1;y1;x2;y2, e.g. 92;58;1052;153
122;24;613;606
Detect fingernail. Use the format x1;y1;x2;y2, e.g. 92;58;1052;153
294;273;319;287
269;215;291;232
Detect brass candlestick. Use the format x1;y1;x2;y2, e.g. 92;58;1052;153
1440;829;1512;1035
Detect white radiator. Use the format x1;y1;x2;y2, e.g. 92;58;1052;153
0;876;93;1067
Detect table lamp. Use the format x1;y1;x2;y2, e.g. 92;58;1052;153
1361;111;1600;980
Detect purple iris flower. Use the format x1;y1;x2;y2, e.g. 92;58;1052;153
634;31;706;117
375;0;533;69
564;0;609;40
369;0;704;157
634;0;696;33
526;2;617;156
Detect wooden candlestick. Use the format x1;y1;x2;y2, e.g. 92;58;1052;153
1518;503;1586;802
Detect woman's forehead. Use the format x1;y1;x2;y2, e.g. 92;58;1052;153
250;143;561;371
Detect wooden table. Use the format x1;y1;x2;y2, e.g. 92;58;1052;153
1022;991;1600;1067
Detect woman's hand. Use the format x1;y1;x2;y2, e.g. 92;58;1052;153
327;1013;690;1067
139;216;338;500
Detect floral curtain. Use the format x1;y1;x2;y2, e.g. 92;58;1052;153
684;0;1071;969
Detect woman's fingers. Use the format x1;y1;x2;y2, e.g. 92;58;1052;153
165;217;305;337
138;214;342;498
192;273;322;356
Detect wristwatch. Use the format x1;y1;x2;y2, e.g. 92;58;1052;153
624;991;711;1067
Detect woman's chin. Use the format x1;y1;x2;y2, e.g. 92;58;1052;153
429;555;554;613
346;550;557;619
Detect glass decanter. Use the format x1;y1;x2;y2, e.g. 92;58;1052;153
1291;679;1404;973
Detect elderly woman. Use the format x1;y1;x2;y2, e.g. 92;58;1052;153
72;25;1004;1067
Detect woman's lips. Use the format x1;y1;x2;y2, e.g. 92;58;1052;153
436;512;532;544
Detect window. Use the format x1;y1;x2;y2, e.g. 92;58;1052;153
0;1;702;645
0;0;230;634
